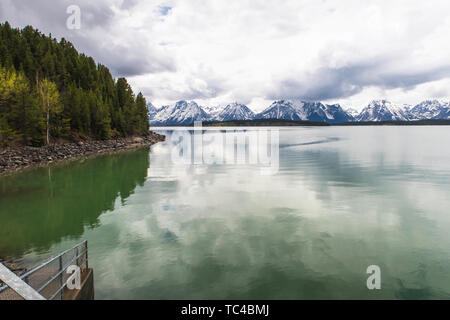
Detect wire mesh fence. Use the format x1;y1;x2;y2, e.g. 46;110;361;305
0;240;88;300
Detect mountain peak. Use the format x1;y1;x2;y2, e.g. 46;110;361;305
217;103;255;121
150;100;210;125
410;100;450;120
357;100;410;121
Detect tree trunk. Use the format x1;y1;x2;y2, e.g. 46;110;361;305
46;105;50;145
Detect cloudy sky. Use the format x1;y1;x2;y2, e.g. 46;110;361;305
1;0;450;111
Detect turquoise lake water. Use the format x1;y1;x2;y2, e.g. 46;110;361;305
1;126;450;299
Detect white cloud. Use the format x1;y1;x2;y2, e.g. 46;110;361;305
2;0;450;111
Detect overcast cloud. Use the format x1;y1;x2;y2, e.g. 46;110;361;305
1;0;450;111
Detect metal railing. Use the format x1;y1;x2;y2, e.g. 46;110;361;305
0;240;88;300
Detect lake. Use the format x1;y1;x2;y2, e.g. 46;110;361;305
1;126;450;299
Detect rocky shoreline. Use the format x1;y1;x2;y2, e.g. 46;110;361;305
0;131;165;176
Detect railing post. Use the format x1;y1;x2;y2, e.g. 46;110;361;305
76;246;79;268
85;241;89;269
59;255;63;300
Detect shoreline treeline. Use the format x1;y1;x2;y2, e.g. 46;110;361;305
0;22;149;146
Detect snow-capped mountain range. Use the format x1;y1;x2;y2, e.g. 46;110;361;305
255;100;353;123
148;99;450;126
